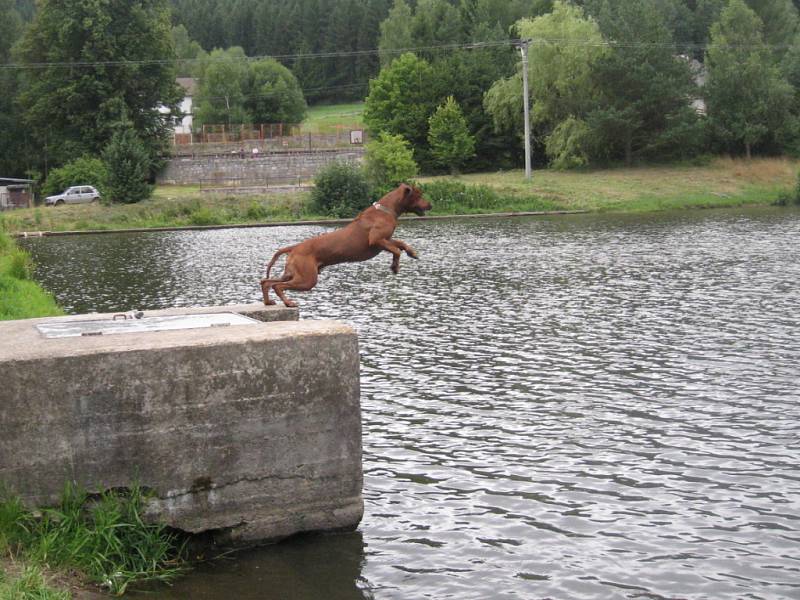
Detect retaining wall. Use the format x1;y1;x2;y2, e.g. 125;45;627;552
0;304;363;544
158;148;365;186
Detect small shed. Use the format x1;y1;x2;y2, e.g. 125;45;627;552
0;178;34;211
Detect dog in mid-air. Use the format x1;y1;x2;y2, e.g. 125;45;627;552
260;183;432;307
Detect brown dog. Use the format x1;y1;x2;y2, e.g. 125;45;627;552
261;183;432;307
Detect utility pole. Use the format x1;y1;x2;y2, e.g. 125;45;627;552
518;39;532;180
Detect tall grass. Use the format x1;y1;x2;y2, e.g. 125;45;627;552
0;484;186;596
0;230;62;321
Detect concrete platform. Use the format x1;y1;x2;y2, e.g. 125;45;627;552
0;304;363;544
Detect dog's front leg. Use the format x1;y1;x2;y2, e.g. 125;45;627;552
391;238;419;259
371;238;404;274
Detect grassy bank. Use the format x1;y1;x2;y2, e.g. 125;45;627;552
1;157;796;235
421;156;798;213
0;486;186;598
0;229;62;320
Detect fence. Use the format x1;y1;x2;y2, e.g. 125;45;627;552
172;123;366;157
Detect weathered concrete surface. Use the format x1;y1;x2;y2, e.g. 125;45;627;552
0;307;362;544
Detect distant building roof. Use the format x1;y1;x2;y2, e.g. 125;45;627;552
176;77;198;97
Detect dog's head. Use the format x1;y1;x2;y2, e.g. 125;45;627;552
399;183;432;216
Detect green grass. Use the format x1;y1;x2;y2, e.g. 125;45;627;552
424;156;798;212
0;565;71;600
0;229;62;321
301;102;364;134
0;485;186;596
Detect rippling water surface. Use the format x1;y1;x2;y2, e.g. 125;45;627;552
22;208;800;599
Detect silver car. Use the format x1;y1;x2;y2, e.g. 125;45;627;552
45;185;101;206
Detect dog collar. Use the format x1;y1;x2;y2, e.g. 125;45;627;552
372;202;396;217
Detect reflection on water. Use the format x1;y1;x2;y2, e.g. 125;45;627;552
22;208;800;599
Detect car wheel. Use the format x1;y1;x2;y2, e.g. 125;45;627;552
55;200;64;206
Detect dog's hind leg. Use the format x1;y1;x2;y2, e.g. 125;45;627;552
272;260;319;308
260;273;291;305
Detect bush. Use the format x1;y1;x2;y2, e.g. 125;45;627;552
102;128;152;204
42;157;108;198
421;180;503;211
311;161;372;218
364;132;418;193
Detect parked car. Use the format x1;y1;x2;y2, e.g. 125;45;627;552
45;185;101;206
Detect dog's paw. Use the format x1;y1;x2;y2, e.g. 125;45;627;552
406;250;419;259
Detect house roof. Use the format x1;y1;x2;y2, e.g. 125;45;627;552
176;77;198;96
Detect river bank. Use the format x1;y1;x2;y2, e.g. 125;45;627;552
1;157;796;236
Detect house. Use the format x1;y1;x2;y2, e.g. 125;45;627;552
174;77;197;135
0;178;34;211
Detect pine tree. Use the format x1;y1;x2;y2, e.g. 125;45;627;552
428;96;476;173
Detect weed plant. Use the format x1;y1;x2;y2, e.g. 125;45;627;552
0;484;186;596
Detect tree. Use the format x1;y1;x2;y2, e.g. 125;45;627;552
172;25;206;77
0;0;29;177
378;0;415;65
363;53;440;165
427;97;476;173
586;0;701;165
17;0;182;170
245;59;307;124
484;1;607;166
364;132;419;190
102;129;152;204
194;47;250;127
705;0;795;157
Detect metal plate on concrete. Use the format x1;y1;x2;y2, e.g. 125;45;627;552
36;312;260;339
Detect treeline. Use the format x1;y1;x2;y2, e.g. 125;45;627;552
364;0;800;170
3;0;800;185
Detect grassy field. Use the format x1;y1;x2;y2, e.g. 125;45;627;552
0;157;796;235
423;156;798;212
300;102;364;133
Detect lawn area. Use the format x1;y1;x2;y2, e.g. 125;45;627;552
425;156;799;212
301;102;364;134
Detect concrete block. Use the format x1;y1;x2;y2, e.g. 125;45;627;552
0;307;362;544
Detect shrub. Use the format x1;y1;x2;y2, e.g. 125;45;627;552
102;128;152;204
311;161;372;218
364;132;418;193
421;180;503;211
188;206;224;226
42;157;109;198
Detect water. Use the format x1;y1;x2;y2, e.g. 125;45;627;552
21;208;800;599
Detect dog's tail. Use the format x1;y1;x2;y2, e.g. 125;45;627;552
264;245;296;279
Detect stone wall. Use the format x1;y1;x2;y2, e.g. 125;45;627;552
0;304;363;544
158;148;365;186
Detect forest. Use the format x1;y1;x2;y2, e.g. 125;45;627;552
3;0;800;180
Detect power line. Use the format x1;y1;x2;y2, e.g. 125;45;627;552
0;40;514;71
1;36;795;71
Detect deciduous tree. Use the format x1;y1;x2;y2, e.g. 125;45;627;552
17;0;182;170
705;0;795;157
